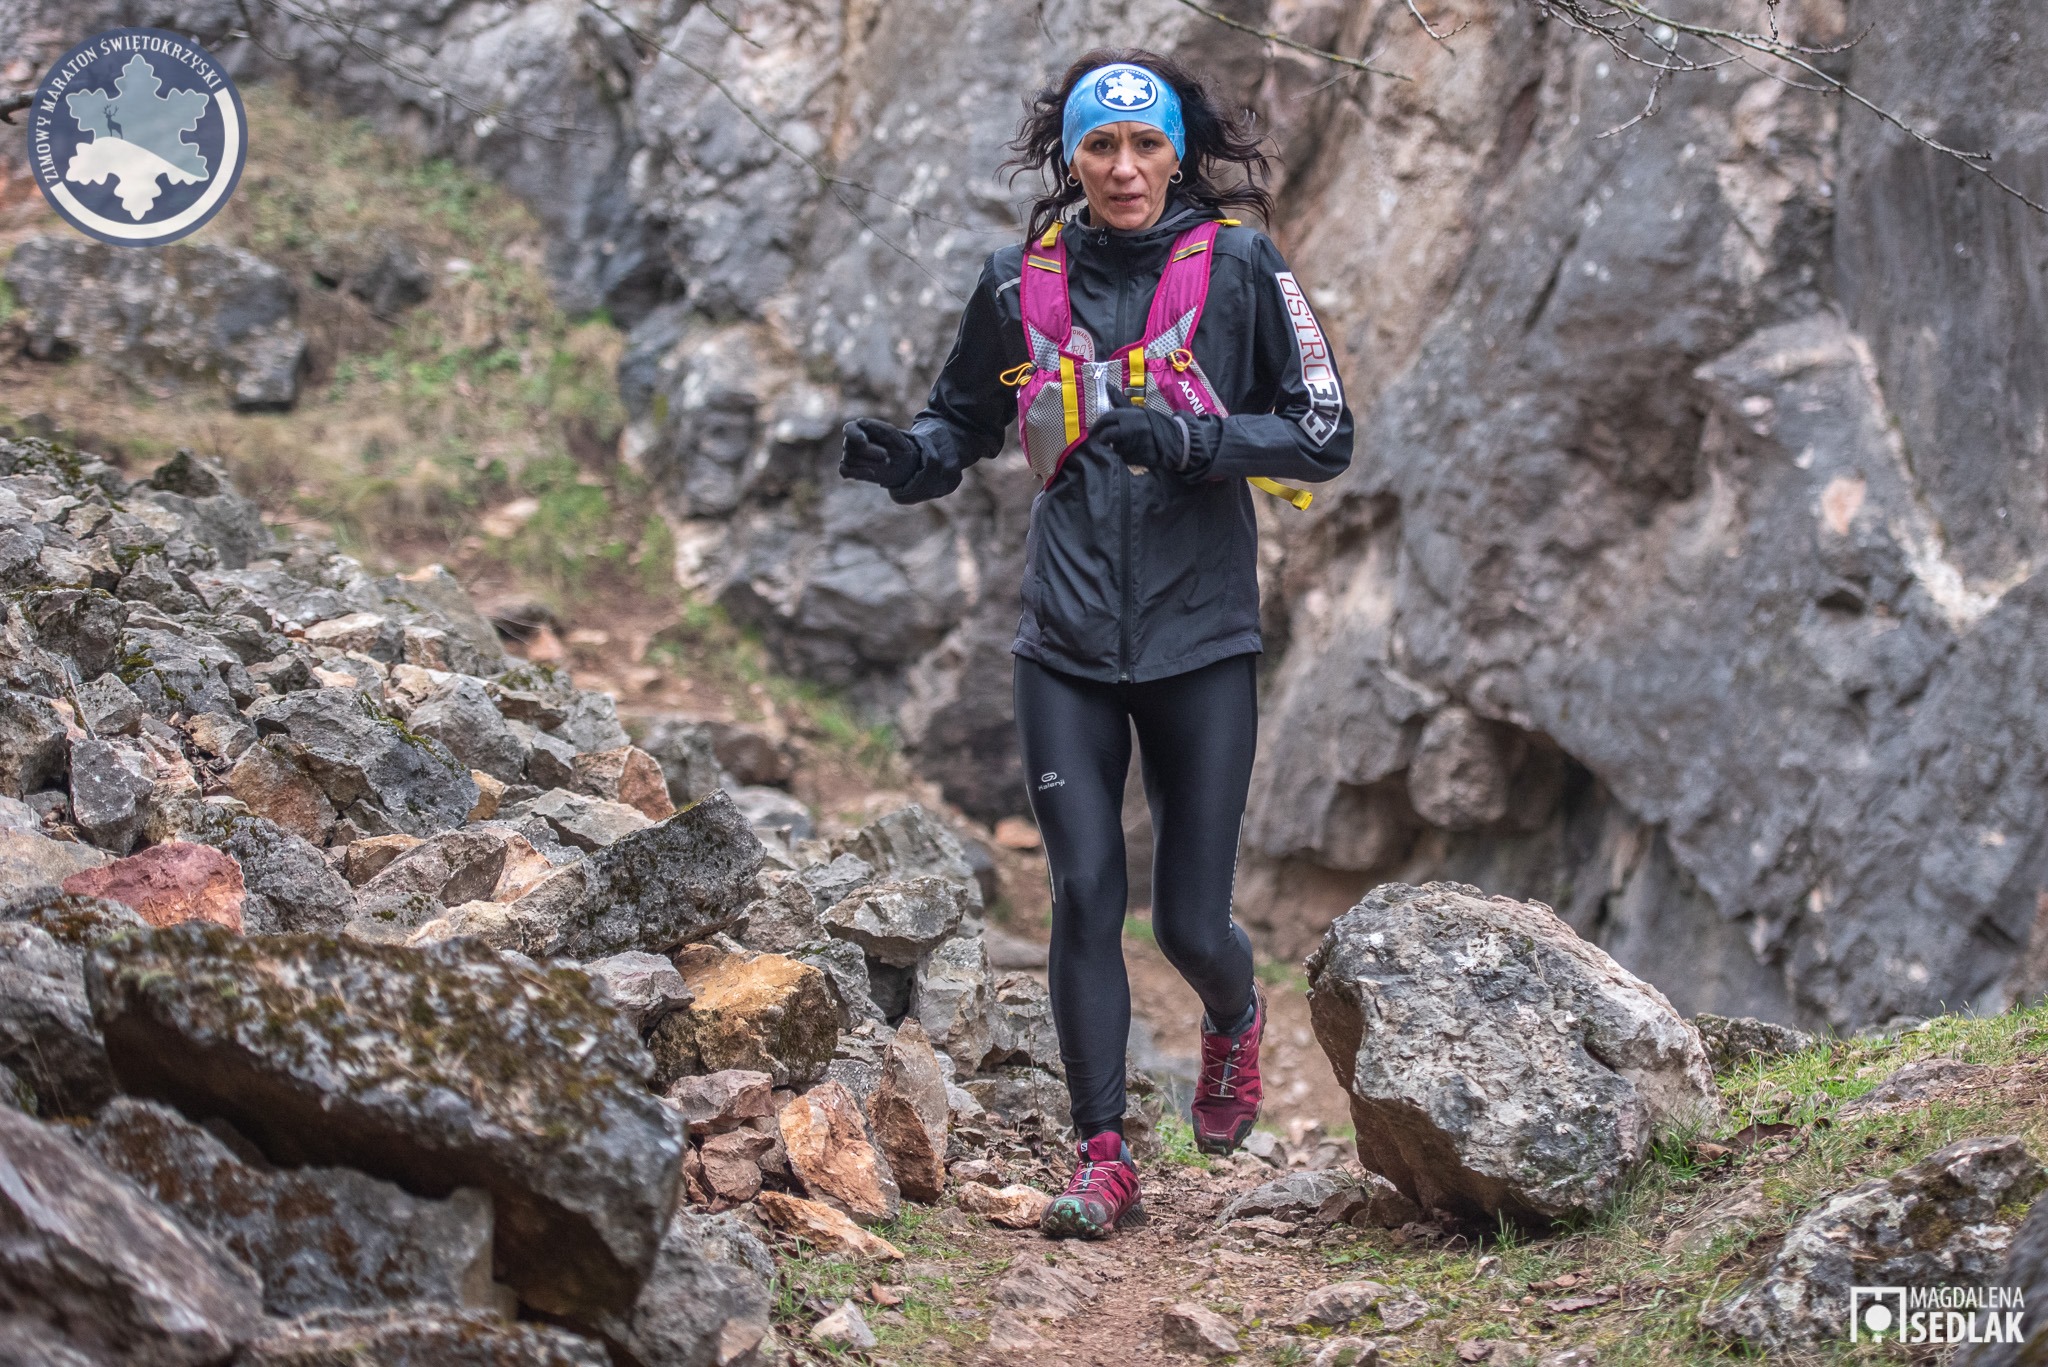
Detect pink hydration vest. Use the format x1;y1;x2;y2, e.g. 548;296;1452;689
1007;219;1312;509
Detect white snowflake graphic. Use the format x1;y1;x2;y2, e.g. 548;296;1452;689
1100;70;1156;110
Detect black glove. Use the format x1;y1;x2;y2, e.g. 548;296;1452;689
1093;384;1194;474
839;417;922;488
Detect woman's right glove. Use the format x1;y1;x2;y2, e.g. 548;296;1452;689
839;418;922;488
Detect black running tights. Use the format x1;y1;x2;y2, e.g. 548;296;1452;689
1013;652;1259;1137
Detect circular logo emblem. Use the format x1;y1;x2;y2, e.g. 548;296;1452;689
1095;67;1159;113
23;27;247;247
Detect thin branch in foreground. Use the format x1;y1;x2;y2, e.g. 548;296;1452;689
1169;0;1412;80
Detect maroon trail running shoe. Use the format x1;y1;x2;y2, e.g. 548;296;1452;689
1039;1130;1145;1239
1191;992;1265;1155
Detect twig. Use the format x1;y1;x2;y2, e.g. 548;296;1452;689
1405;0;1474;46
1168;0;1412;80
0;92;30;126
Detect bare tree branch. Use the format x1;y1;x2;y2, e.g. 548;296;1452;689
0;93;31;126
1169;0;1412;80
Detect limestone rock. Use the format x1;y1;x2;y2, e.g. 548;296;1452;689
1836;1057;1988;1120
1958;1184;2048;1367
519;789;655;851
0;688;67;797
572;747;675;821
83;1098;498;1316
833;804;982;911
72;673;143;737
631;717;722;807
910;931;993;1071
66;736;152;853
1694;1013;1818;1072
62;841;246;932
85;924;684;1324
0;1106;265;1364
225;739;336;845
823;876;970;968
0;827;110;888
1291;1282;1394;1329
508;791;762;958
342;833;423;884
189;813;354;936
737;873;827;954
5;236;307;409
796;936;885;1027
956;1183;1049;1228
754;1191;903;1260
811;1301;876;1351
234;1310;607;1366
867;1018;949;1202
1164;1303;1242;1358
985;972;1060;1071
779;1080;901;1224
408;674;530;784
583;951;693;1034
246;689;477;837
1220;1170;1363;1226
347;829;508;941
596;1208;773;1367
668;944;837;1086
663;1069;774;1135
1702;1135;2044;1349
695;1130;772;1205
0;921;115;1116
1306;882;1720;1223
1406;708;1512;831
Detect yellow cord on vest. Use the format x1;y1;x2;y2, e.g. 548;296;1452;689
998;362;1034;388
1058;355;1079;445
1248;477;1314;510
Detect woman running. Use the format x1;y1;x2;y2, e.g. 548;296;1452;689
839;48;1353;1239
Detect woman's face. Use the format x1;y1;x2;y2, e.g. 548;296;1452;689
1072;121;1180;231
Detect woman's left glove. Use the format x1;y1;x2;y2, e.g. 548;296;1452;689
1094;385;1196;474
840;418;922;488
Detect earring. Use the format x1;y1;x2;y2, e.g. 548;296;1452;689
1065;172;1079;187
1169;169;1184;184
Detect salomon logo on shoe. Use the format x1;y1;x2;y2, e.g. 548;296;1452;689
1036;771;1065;792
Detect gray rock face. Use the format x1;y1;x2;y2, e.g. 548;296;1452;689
1694;1013;1819;1073
407;674;529;784
910;932;993;1072
519;789;654;851
0;921;114;1116
189;813;355;935
83;1098;498;1316
595;1209;774;1367
247;689;478;837
1218;1171;1360;1226
85;923;684;1324
511;790;763;958
1704;1136;2045;1349
582;951;693;1035
1959;1182;2048;1367
235;1310;608;1366
348;829;507;939
634;717;724;807
0;688;66;798
1306;882;1721;1224
824;877;971;968
984;972;1060;1073
4;237;307;409
0;1105;266;1365
835;805;983;912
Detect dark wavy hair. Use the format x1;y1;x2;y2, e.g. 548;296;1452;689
1003;48;1276;240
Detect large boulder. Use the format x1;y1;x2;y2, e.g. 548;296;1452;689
1704;1135;2044;1349
1305;882;1720;1224
1959;1183;2048;1367
83;1098;499;1316
4;236;306;410
85;924;684;1324
246;690;477;837
0;1106;266;1364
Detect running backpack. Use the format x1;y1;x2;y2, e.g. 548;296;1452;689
1004;219;1313;509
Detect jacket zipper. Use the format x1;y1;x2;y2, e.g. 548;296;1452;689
1112;227;1133;681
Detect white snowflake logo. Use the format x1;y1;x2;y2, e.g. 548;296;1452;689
1098;69;1157;110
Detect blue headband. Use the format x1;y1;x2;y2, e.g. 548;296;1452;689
1061;63;1185;165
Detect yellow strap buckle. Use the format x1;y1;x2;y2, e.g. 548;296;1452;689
1248;476;1314;510
1127;348;1146;395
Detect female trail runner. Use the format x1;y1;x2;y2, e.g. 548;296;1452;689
839;48;1353;1239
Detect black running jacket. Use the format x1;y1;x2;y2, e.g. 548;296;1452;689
889;197;1354;683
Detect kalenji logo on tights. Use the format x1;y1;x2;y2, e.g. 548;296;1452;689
1037;771;1065;791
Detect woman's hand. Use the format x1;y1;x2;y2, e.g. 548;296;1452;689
840;418;922;487
1092;385;1194;474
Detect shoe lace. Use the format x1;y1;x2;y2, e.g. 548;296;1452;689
1062;1149;1131;1200
1200;1030;1248;1100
